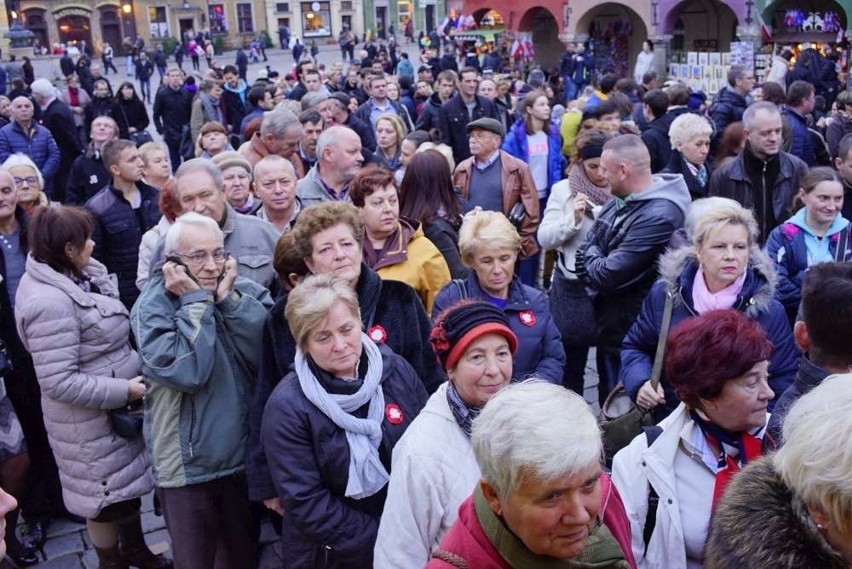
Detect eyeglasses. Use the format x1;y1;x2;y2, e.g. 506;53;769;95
13;176;38;186
174;249;230;267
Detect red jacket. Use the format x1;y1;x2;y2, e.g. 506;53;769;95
427;474;637;568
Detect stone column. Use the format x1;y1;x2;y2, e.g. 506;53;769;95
649;34;671;80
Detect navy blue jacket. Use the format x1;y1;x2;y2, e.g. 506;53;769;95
620;248;797;418
0;121;59;179
85;182;160;308
710;87;748;141
261;346;427;569
502;118;565;192
153;85;192;142
783;107;816;166
431;273;565;383
247;263;443;502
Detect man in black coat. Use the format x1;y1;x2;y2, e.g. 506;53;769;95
84;139;160;308
640;88;674;173
575;134;690;403
153;67;193;171
30;79;83;204
766;262;852;443
710;64;753;146
438;66;498;165
59;50;75;78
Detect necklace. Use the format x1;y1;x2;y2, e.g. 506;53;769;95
0;229;19;252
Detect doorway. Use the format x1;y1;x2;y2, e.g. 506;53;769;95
179;18;195;42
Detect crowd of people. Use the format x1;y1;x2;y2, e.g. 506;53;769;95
0;31;847;569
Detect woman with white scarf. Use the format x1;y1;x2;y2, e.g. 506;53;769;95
261;274;428;569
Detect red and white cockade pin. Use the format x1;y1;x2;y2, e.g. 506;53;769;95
519;310;536;327
368;324;388;344
385;403;404;425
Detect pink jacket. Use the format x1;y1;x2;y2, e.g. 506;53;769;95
427;473;637;568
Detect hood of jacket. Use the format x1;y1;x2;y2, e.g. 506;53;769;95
24;253;119;304
658;245;777;318
631;173;691;216
787;207;848;238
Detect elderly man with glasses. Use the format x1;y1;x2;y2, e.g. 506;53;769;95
131;209;273;569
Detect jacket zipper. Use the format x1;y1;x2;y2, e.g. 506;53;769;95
188;396;196;458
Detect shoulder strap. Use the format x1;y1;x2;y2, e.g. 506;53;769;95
649;292;674;390
452;278;468;300
835;226;849;262
431;549;468;569
642;426;664;551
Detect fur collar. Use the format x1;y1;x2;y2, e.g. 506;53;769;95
705;456;848;568
658;246;777;318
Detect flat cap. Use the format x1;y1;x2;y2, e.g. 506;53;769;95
465;117;506;138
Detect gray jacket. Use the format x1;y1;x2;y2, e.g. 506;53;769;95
295;164;352;208
149;205;280;291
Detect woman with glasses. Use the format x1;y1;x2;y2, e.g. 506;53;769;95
14;206;170;568
2;154;49;215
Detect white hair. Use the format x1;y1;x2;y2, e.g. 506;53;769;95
472;380;602;500
164;211;223;254
683;197;742;243
174;158;223;195
669;113;713;149
774;374;852;534
29;78;56;99
0;153;44;188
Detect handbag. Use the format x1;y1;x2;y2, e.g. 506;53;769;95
131;130;153;146
109;401;144;438
599;291;674;467
507;201;525;229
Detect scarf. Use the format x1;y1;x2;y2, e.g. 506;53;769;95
689;409;765;508
692;266;747;314
682;158;708;188
295;334;389;499
362;219;416;271
567;164;612;207
473;486;630;568
446;382;482;437
200;92;223;124
68;87;80;107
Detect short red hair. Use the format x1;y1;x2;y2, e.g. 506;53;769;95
664;310;774;408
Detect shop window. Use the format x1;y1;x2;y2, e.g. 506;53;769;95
276;3;290;12
149;6;168;38
237;3;253;33
302;1;331;37
208;4;227;34
398;0;411;26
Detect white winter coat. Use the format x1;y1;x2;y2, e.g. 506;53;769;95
373;383;481;568
612;404;707;569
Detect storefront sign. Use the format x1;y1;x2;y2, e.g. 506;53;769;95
53;7;92;19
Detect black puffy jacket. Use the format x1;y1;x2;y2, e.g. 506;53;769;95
85;182;160;308
709;87;747;141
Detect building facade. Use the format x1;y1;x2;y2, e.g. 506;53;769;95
133;0;268;49
263;0;364;46
16;0;139;54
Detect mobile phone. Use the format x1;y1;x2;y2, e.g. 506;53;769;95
165;255;200;285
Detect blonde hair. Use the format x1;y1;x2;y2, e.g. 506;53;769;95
669;113;713;149
285;274;362;351
375;113;406;147
458;210;521;264
692;201;759;248
774;374;852;534
416;141;455;172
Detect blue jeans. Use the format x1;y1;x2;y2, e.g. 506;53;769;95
139;78;151;102
564;76;578;102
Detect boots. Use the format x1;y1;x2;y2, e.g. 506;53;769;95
94;545;129;569
117;516;172;569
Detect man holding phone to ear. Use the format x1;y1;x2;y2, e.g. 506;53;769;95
131;211;273;568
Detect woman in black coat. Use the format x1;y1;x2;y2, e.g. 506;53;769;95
261;274;427;569
114;82;150;141
247;202;444;510
661;112;714;200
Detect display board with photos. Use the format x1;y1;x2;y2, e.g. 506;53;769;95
668;51;731;95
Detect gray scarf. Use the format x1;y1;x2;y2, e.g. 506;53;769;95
200;92;223;125
295;334;389;499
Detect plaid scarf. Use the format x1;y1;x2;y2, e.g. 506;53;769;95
446;382;481;438
568;163;612;207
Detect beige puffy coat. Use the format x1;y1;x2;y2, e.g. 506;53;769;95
15;255;152;518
